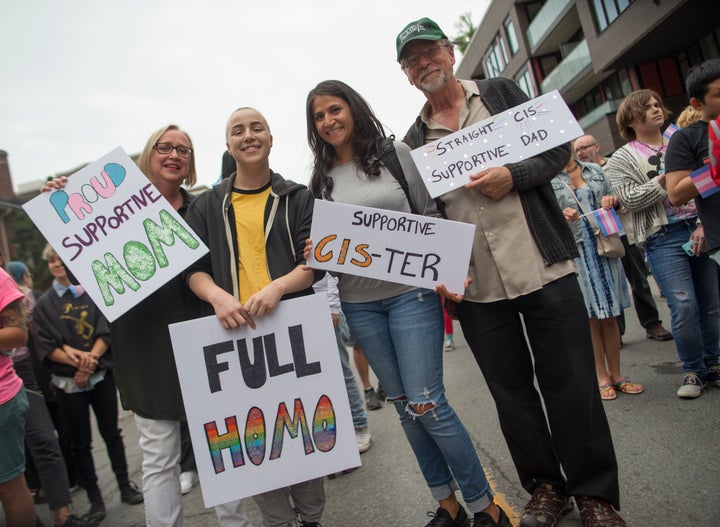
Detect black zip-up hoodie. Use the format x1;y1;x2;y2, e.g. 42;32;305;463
184;171;317;317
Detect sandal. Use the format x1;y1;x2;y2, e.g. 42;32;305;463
599;383;617;400
615;378;644;395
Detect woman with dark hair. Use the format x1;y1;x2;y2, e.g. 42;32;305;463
609;89;719;399
305;80;510;527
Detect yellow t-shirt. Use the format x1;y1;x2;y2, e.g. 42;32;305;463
231;185;272;304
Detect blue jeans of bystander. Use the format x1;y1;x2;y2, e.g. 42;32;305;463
334;311;368;429
644;220;720;376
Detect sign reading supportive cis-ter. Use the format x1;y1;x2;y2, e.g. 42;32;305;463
410;90;584;198
22;147;208;322
307;200;475;294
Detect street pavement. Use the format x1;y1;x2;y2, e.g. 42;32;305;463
28;290;720;527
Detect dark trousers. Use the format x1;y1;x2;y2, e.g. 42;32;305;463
457;275;620;508
618;236;660;334
46;398;78;488
55;370;129;491
24;390;71;511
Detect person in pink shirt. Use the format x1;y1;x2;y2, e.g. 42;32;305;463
0;265;36;526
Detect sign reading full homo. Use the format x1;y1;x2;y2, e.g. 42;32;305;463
169;294;359;507
307;200;475;294
22;147;208;322
410;90;584;198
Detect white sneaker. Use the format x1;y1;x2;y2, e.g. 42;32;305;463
355;427;372;453
677;372;704;399
179;470;198;495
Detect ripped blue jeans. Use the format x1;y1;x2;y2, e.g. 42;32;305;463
645;220;720;376
342;288;493;513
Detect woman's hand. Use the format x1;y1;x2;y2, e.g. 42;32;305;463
63;345;96;371
41;176;69;193
563;207;580;222
434;275;471;304
601;195;619;210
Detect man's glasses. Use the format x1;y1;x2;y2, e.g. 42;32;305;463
575;143;597;154
401;42;448;70
154;142;193;158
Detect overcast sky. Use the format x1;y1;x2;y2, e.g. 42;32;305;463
0;0;490;191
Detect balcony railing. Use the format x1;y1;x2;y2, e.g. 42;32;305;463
540;39;591;94
526;0;574;51
577;99;624;130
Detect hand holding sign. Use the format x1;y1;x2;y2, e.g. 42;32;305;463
411;90;583;198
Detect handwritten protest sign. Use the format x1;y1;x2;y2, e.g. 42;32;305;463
169;294;359;507
22;147;208;322
307;200;475;294
410;90;584;198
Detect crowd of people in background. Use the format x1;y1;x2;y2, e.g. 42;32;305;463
1;16;719;527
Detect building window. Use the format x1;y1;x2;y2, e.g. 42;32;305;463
505;17;519;56
483;33;509;78
515;67;536;98
592;0;634;32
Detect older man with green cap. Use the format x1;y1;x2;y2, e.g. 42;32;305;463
396;17;626;527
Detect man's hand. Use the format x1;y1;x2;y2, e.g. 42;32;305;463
466;166;513;200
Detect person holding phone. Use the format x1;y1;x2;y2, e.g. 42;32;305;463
608;89;718;399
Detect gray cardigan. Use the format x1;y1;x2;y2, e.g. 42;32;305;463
607;144;668;245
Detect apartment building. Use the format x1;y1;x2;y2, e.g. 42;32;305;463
456;0;720;154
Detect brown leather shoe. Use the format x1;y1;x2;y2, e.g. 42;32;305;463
645;323;673;341
575;496;625;527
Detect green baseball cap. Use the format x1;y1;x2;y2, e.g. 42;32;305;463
396;17;448;61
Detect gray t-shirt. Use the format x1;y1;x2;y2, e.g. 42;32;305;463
326;140;438;303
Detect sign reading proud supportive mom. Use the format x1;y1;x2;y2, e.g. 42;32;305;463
169;294;359;507
22;147;208;322
308;200;475;294
411;90;584;198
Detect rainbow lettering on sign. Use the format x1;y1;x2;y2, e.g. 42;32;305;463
203;396;337;474
205;417;245;473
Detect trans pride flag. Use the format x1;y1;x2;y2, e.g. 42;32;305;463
690;163;720;198
592;207;625;236
663;123;679;142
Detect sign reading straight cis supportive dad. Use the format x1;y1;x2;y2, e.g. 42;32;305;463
411;90;584;198
22;147;208;322
169;294;359;507
308;200;475;295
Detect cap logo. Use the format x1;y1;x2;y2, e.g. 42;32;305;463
399;23;425;43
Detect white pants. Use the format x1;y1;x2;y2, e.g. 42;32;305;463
135;416;183;527
135;415;253;527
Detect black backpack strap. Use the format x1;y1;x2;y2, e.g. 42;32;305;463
378;136;419;215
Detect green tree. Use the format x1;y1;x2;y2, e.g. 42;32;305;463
453;12;477;54
10;209;52;290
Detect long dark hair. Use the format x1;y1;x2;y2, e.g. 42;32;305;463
306;80;387;198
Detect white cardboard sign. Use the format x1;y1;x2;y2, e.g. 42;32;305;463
307;200;475;294
22;147;208;322
410;90;584;198
169;294;359;507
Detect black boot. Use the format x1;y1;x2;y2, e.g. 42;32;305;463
119;480;144;505
84;486;106;522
